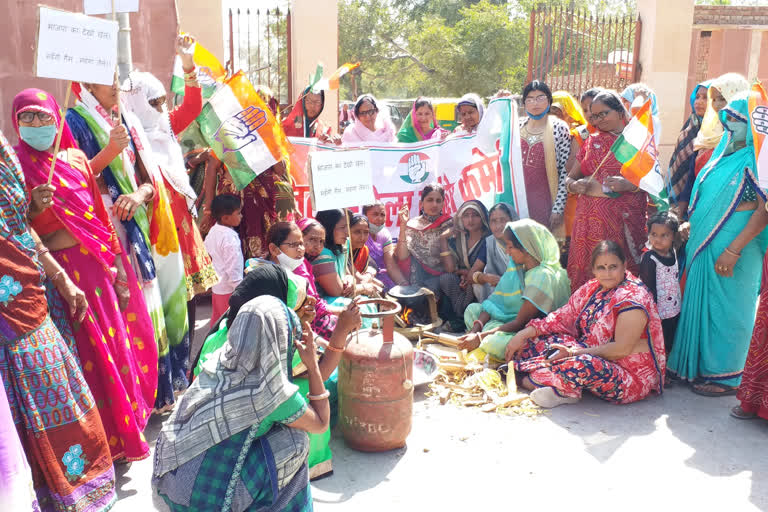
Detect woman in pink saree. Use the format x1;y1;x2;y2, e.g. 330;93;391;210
13;88;158;462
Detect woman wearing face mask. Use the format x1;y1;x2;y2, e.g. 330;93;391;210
667;81;711;217
121;36;218;328
505;241;665;409
439;200;491;331
519;81;571;232
565;90;647;292
451;93;485;136
66;72;191;412
669;92;768;397
395;183;453;290
692;73;750;178
271;220;338;341
458;219;570;363
13;89;159;462
341;95;397;145
362;203;409;290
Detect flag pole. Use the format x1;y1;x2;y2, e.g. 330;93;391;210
112;0;122;123
47;81;72;185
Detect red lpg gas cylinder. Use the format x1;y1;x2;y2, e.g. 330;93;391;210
338;299;414;452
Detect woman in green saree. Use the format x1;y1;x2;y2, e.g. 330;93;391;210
669;91;768;396
154;266;361;510
458;218;571;362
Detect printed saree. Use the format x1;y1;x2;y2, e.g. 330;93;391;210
0;125;117;509
153;296;312;512
67;86;190;409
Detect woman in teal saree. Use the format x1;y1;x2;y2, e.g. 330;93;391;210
669;92;768;395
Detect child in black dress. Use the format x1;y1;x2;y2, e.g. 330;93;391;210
639;212;682;355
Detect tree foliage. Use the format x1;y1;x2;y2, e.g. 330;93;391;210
339;0;636;101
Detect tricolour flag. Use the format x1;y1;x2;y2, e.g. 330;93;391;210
197;71;291;190
748;81;768;189
311;62;361;93
610;99;668;208
171;39;227;98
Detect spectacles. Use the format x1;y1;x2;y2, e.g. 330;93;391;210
357;109;377;118
17;111;54;123
524;95;549;105
281;241;305;249
591;110;612;121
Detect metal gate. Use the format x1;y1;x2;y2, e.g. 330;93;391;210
526;5;641;97
226;7;292;106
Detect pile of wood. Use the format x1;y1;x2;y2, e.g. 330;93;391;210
419;333;541;416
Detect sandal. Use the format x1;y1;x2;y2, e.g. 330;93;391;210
692;382;738;397
730;405;757;420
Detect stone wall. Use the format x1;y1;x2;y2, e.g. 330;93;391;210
694;5;768;26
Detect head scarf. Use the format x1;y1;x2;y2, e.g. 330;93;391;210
397;97;440;143
453;200;491;269
455;93;485;133
693;73;749;152
551;91;587;128
121;71;197;212
620;84;659;116
688;91;765;262
504;218;570;314
12;89;117;272
281;86;325;138
668;81;712;203
342;95;397;144
153;295;304;478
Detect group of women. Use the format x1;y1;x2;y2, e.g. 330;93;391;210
0;34;224;510
4;35;768;508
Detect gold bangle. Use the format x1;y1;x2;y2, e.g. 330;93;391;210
325;344;344;353
472;271;482;284
439;251;452;257
725;247;741;257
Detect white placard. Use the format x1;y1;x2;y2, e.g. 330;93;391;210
83;0;139;15
36;7;118;86
310;150;375;211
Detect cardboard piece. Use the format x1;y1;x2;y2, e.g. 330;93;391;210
35;7;118;86
309;149;375;211
83;0;139;15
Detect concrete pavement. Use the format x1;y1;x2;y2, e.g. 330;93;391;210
112;302;768;512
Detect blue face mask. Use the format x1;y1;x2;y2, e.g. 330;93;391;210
19;125;57;152
526;105;551;120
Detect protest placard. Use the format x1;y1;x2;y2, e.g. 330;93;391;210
83;0;139;15
309;149;375;211
36;6;118;86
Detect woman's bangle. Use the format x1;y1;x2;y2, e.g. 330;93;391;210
114;278;129;287
325;344;344;353
50;270;65;283
139;183;155;201
439;251;452;257
472;271;482;284
307;390;330;401
36;247;50;258
472;320;484;331
725;247;741;257
565;180;574;194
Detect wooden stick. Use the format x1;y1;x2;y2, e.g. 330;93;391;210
112;0;122;122
47;82;72;185
344;208;357;298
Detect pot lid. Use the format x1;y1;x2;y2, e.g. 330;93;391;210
388;285;428;299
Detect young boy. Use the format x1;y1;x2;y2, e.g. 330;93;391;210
204;194;244;326
639;211;682;356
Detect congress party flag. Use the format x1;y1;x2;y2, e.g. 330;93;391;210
197;71;291;190
749;81;768;189
171;38;227;98
610;99;668;207
311;62;361;93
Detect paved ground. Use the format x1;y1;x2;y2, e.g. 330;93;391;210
112;301;768;512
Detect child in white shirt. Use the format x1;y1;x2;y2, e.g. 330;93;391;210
204;194;244;325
